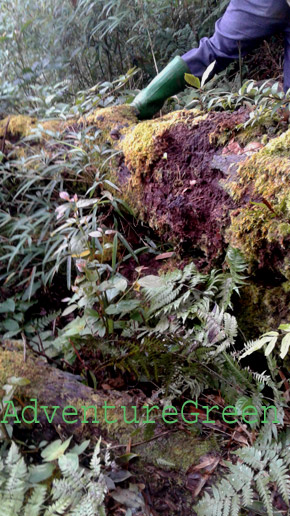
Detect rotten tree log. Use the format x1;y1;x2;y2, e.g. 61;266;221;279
0;344;217;474
1;104;290;331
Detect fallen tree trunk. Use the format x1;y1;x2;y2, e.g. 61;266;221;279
0;343;224;514
0;344;217;473
2;105;290;275
1;105;290;331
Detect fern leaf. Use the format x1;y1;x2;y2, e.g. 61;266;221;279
43;495;72;516
255;473;273;516
24;485;47;516
230;494;240;516
90;438;101;476
225;247;248;285
269;457;290;505
236;446;264;471
222;497;231;516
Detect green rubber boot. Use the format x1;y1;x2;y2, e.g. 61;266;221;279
131;56;190;120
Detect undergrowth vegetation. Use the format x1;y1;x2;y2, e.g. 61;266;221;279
180;77;290;128
0;0;231;114
0;1;289;515
1;86;289;512
0;438;108;515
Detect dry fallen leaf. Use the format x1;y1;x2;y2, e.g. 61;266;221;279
243;141;264;153
222;138;243;155
155;252;175;260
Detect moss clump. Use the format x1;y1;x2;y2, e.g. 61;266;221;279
0;345;140;442
121;109;205;179
84;104;138;144
0;115;37;139
137;430;218;472
226;128;290;274
37;119;74;137
235;283;290;338
0;115;77;145
235;124;267;146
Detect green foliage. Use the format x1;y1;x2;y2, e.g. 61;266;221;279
185;60;217;90
59;248;286;414
0;295;60;352
0;438;107;516
55;247;246;362
0;78;143;357
0;4;288;514
53;262;142;360
135;246;246;339
195;430;290;516
180;77;290;131
0;106;133;295
241;323;290;361
0;0;74;113
0;0;230;114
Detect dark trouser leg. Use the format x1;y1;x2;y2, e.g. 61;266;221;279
284;26;290;93
182;0;290;81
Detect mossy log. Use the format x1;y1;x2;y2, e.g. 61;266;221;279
2;105;290;329
0;344;217;474
2;106;290;273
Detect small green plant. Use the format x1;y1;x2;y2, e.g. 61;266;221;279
181;77;290;130
185;61;217;90
54;247;246;359
0;296;34;339
134;246;247;339
0;102;135;297
53;260;142;361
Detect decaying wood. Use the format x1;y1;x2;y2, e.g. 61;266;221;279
1;105;290;331
0;344;217;474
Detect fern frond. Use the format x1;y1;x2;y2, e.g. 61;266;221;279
24;486;47;516
236;446;264;470
269;457;290;505
230;494;240;516
195;432;289;516
225;246;248;286
28;311;61;332
90;437;101;475
255;472;273;516
252;370;272;386
43;495;71;516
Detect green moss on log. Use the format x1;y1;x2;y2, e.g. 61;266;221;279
226;129;290;277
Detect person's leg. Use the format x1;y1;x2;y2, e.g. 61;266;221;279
284;25;290;93
131;0;290;119
182;0;290;80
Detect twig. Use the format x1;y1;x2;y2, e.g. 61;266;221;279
21;331;27;363
262;197;278;216
69;338;87;371
110;429;174;449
